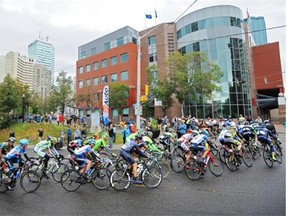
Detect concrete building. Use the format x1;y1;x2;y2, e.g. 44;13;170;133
76;26;139;120
2;52;34;91
33;64;51;100
28;39;55;84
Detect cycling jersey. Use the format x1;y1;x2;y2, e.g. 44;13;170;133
0;142;13;155
93;139;107;152
142;136;161;153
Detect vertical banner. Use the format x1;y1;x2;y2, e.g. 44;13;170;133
102;85;109;126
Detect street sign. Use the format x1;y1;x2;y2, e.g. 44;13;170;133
135;105;142;115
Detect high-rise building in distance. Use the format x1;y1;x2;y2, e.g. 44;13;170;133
28;39;55;84
244;16;268;46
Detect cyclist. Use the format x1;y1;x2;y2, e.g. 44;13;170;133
3;139;30;190
252;124;277;161
67;138;83;155
142;131;162;153
34;136;63;179
0;137;16;161
73;139;101;179
120;134;148;184
177;129;194;162
190;130;210;164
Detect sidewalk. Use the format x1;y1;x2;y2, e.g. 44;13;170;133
274;123;286;134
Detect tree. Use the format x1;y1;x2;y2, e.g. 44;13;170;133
109;83;129;121
48;71;74;117
76;85;98;110
0;74;30;128
148;51;223;116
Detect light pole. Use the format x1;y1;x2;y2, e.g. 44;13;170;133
22;94;25;123
136;27;157;129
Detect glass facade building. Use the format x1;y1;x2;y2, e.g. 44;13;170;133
244;16;268;46
28;39;55;84
176;5;251;118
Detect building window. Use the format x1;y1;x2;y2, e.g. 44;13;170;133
123;108;129;117
85;64;91;72
132;37;137;44
78;80;83;88
80;51;86;59
112;108;119;117
149;53;157;62
102;75;108;84
93;62;99;70
117;37;124;46
121;71;128;81
148;36;156;45
104;42;110;51
86;79;91;86
102;59;107;68
120;53;128;63
93;77;99;85
192;22;198;32
78;66;83;74
111;73;118;82
111;56;117;65
90;47;96;56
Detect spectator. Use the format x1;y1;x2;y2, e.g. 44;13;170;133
131;123;137;134
67;127;72;144
57;115;60;125
121;125;130;144
60;128;65;145
38;127;44;141
127;118;133;133
177;120;187;138
74;127;81;140
112;124;117;143
108;125;114;148
9;130;15;138
81;127;87;139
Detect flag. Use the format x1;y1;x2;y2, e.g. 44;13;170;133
155;9;158;18
145;14;152;19
102;85;109;126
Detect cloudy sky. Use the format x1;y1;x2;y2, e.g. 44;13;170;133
0;0;286;80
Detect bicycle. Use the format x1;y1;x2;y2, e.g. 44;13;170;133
224;143;253;171
0;160;41;193
262;142;282;168
145;150;171;179
60;157;111;192
30;155;68;182
110;157;162;191
185;147;224;180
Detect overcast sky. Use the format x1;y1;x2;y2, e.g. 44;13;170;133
0;0;286;81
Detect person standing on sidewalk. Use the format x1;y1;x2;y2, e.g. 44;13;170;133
121;125;130;144
112;124;117;143
67;127;72;144
60;128;65;146
108;125;114;148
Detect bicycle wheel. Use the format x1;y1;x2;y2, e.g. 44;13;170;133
242;146;253;167
51;163;69;183
159;159;171;179
170;154;185;173
92;168;110;190
20;170;41;193
110;169;131;191
225;155;238;171
60;169;81;192
142;166;162;188
185;160;202;180
218;147;227;164
274;145;283;164
0;171;8;193
208;157;224;177
209;142;219;157
263;146;273;168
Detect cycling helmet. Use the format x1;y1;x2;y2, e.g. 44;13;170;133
201;130;209;136
87;139;96;145
19;139;29;146
46;135;52;141
186;129;193;134
8;137;16;142
141;131;148;136
135;134;143;140
50;137;58;143
76;139;83;147
219;137;225;144
263;120;270;124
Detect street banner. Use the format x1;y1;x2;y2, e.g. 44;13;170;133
102;85;109;126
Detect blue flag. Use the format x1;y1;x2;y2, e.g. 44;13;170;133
145;14;152;19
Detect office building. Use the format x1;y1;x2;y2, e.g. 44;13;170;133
244;16;268;46
28;39;55;84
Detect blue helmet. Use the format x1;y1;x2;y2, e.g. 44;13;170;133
87;139;96;145
219;137;225;144
19;139;29;146
201;130;209;136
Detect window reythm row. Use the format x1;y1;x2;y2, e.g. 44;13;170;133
78;71;128;88
77;53;128;74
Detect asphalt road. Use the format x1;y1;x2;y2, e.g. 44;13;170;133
0;133;285;216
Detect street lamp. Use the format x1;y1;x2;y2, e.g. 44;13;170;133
22;94;25;123
136;27;157;129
